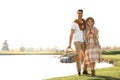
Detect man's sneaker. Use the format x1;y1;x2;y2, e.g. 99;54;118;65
82;70;90;75
78;72;81;76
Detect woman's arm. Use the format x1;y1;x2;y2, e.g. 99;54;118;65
84;30;90;41
91;28;99;39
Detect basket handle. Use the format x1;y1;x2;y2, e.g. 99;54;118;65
65;48;74;53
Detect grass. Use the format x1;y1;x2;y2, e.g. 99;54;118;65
47;51;120;80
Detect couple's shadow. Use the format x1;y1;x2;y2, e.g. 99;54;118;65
86;75;120;80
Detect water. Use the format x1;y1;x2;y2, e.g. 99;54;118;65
0;55;113;80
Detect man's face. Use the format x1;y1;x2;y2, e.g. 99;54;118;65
77;11;83;19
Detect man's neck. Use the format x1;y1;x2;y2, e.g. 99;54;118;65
77;18;82;23
78;18;82;21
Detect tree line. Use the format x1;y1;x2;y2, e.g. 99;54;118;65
2;40;120;52
1;40;64;52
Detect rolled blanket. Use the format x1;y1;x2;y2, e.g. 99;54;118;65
60;53;77;63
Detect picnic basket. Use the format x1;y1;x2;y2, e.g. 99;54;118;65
60;48;77;63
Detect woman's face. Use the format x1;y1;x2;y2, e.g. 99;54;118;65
87;19;94;27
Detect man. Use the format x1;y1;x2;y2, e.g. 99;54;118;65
68;9;89;76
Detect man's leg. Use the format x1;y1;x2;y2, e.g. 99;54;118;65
83;63;89;74
74;42;81;76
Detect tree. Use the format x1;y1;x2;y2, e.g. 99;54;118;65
20;46;25;52
2;40;9;51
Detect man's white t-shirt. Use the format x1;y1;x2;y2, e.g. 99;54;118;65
71;22;84;42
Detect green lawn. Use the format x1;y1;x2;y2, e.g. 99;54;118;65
47;51;120;80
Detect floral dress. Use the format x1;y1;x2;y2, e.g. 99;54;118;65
84;27;102;64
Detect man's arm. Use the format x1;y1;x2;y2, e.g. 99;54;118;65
68;29;75;48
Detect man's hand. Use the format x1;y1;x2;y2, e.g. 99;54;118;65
67;45;71;49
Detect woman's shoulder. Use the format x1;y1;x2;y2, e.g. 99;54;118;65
93;26;99;32
93;26;97;29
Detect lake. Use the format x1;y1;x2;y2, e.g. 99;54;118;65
0;55;113;80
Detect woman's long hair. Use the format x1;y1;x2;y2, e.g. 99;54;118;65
85;17;95;28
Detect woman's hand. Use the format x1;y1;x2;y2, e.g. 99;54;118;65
91;29;95;34
86;31;90;39
87;30;90;34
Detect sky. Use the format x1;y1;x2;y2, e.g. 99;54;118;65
0;0;120;50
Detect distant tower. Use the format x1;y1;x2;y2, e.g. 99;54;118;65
2;40;9;51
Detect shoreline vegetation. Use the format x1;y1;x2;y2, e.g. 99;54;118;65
0;51;63;55
0;50;120;55
0;50;119;55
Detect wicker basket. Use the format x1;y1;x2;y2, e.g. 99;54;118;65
60;48;77;63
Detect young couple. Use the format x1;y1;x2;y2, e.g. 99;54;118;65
68;9;102;77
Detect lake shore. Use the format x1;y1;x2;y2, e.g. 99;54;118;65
0;51;63;55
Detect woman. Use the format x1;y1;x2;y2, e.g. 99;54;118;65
84;17;102;76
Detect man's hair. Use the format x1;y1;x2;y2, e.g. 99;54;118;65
77;9;83;13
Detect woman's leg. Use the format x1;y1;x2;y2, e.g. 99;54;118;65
90;62;95;76
82;43;89;74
